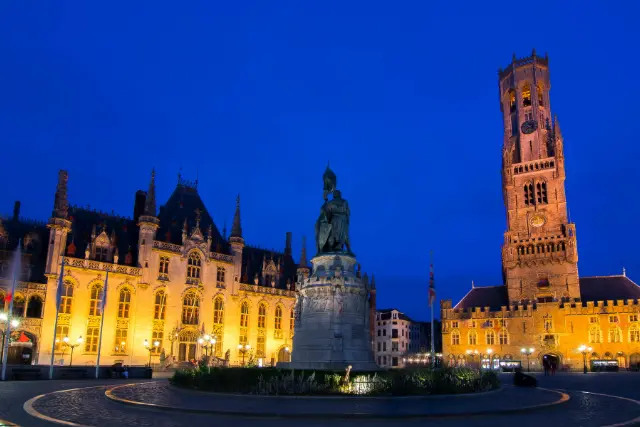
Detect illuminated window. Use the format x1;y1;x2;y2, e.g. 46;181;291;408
181;291;200;325
537;83;544;106
59;281;73;314
240;302;249;328
468;330;477;345
509;90;516;112
54;325;69;352
85;326;100;353
213;297;224;325
216;267;226;288
629;324;640;343
257;336;266;358
154;290;166;320
451;330;460;346
89;284;103;316
290;308;295;335
274;306;282;330
12;295;25;317
486;330;496;345
152;330;163;354
258;303;267;329
609;327;622;343
589;325;602;343
522;83;531;106
117;288;131;318
187;252;201;281
114;328;128;354
499;329;509;345
158;257;169;279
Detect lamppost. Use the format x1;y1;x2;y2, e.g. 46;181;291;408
198;334;216;361
520;347;534;372
0;313;20;364
579;345;592;374
63;336;83;366
466;349;479;368
237;343;250;366
144;339;160;367
487;348;493;370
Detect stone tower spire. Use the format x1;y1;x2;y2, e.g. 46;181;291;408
144;168;157;216
52;170;69;219
230;195;242;239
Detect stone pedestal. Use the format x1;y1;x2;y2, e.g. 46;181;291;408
290;253;378;371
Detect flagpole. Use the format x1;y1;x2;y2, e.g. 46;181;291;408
48;256;65;380
1;244;20;381
429;251;435;368
95;271;109;379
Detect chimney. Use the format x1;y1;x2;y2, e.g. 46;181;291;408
13;201;21;221
134;190;147;223
285;231;292;256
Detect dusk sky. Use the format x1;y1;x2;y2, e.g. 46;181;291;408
1;1;638;321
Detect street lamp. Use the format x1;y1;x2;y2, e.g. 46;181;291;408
520;347;534;372
144;339;160;367
579;345;592;374
0;313;20;365
63;336;83;366
237;343;250;366
198;334;216;360
487;348;493;370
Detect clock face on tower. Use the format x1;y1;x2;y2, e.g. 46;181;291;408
529;214;546;228
521;120;538;134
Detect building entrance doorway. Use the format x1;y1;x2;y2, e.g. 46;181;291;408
542;353;561;371
5;331;36;365
177;330;198;362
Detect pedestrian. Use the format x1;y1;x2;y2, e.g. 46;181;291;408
551;360;556;376
543;358;549;376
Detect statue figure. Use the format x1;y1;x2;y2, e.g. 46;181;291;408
314;166;352;254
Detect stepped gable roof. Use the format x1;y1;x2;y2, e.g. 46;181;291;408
454;285;509;311
377;308;413;322
241;245;297;290
0;216;49;283
156;182;230;255
580;275;640;302
66;206;139;266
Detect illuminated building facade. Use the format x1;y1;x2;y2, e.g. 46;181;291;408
1;170;304;367
442;51;640;371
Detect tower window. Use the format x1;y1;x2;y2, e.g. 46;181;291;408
536;182;548;204
524;183;535;206
537;83;544;106
522;84;532;107
509;90;516;112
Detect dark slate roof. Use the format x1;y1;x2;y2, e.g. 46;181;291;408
580;276;640;302
0;216;49;283
156;183;230;254
454;286;509;311
241;245;297;290
377;308;413;322
66;206;139;266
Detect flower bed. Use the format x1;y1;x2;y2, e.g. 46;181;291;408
170;366;499;396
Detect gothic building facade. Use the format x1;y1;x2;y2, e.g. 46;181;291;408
0;170;315;367
441;51;640;370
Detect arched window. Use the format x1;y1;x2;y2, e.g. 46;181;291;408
158;256;169;279
12;295;25;317
187;252;201;281
537;83;544;106
499;329;509;345
468;330;477;345
26;295;43;318
154;290;166;320
240;302;249;327
274;306;282;330
213;297;224;325
509;90;516;112
89;284;103;316
524;183;535;206
589;325;602;343
181;291;199;325
486;330;496;345
451;329;460;346
258;303;267;329
216;266;226;288
629;324;640;343
117;288;131;318
95;241;109;262
59;281;73;314
609;327;623;343
536;182;548;205
522;83;531;106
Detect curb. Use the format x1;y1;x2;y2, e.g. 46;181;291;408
105;383;570;419
0;418;21;427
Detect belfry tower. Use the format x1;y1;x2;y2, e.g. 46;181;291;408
499;50;579;303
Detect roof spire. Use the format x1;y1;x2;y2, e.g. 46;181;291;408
144;168;157;216
623;267;627;277
230;194;242;238
52;170;69;219
471;280;475;288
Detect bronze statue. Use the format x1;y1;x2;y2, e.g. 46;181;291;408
315;166;352;254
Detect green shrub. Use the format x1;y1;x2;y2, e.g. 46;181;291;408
170;366;500;396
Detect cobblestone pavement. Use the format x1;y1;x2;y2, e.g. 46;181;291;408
2;373;640;426
109;381;562;416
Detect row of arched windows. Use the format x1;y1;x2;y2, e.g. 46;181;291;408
589;324;640;344
450;329;509;346
0;291;43;318
517;242;566;256
508;83;544;112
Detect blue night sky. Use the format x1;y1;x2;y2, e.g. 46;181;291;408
1;1;639;321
